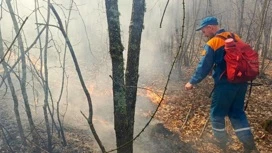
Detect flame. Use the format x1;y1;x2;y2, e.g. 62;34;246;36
146;87;163;104
88;84;164;105
1;51;42;71
88;83;113;97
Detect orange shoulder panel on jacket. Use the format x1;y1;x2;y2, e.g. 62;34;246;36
206;36;225;51
207;32;241;51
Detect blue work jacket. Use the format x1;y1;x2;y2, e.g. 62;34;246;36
189;29;241;85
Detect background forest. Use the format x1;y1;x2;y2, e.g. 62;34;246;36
0;0;271;153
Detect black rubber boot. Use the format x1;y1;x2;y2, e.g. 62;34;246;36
213;138;228;153
243;142;259;153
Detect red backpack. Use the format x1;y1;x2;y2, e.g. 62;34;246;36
216;33;259;83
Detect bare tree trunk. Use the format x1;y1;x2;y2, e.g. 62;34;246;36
206;0;213;15
125;0;145;152
173;28;182;79
183;11;198;66
43;1;52;152
188;0;202;65
245;0;258;42
185;0;201;67
181;15;189;68
260;14;272;74
268;29;272;58
0;28;26;146
49;3;106;152
54;0;74;146
254;0;270;52
237;0;245;36
6;0;40;148
104;0;128;152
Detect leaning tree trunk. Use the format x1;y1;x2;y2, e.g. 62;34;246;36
0;28;27;146
49;3;105;152
6;0;40;148
42;1;52;152
188;0;201;65
125;0;146;152
105;0;128;152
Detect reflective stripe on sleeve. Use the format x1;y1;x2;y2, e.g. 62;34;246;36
234;127;251;132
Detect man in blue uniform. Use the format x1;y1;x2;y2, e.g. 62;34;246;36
184;16;258;153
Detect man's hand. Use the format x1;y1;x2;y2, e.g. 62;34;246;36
185;82;193;90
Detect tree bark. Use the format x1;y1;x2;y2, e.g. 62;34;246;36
125;0;146;152
105;0;128;152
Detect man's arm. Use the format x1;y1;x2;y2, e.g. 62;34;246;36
185;45;215;90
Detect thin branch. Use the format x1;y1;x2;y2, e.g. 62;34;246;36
0;123;15;153
36;23;60;29
199;117;209;138
54;0;74;146
160;0;170;28
49;3;106;153
0;17;28;64
73;1;95;59
181;104;193;129
0;75;8;96
0;26;46;88
0;0;3;20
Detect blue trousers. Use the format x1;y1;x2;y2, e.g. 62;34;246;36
210;83;255;147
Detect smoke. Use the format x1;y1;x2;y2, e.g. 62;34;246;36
0;0;190;152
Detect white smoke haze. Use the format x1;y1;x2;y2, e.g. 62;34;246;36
1;0;260;152
0;0;185;152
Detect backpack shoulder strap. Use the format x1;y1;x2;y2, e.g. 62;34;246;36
215;32;237;41
215;34;227;40
230;32;237;42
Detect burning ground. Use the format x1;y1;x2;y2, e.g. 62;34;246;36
0;63;271;153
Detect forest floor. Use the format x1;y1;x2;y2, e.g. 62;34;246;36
0;60;272;153
148;60;272;153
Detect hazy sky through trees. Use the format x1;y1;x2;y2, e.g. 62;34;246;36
1;0;267;151
0;0;182;151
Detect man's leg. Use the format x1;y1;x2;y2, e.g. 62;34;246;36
210;84;235;150
228;84;258;152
